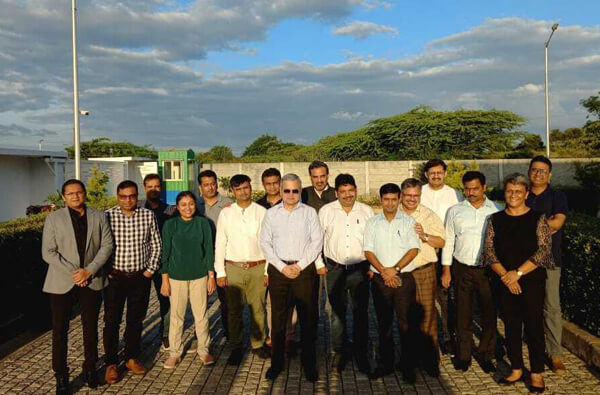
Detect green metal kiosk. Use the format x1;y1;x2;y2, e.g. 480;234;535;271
158;149;197;204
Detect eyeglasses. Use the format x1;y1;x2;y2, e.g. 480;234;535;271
283;189;300;194
530;168;549;175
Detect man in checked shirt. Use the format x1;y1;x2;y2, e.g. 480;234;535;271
103;180;162;384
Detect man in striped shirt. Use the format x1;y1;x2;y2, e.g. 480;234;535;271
103;180;162;384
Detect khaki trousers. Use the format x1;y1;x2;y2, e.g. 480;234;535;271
168;277;210;357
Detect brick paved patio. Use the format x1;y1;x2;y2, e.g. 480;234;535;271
1;291;599;394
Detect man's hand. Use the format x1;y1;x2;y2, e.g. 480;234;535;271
160;278;171;297
207;277;216;295
143;270;153;278
316;267;327;276
282;265;300;279
72;268;92;285
263;275;269;287
415;222;425;239
381;267;397;282
384;276;400;288
217;277;228;288
508;281;522;295
441;267;451;289
501;270;520;287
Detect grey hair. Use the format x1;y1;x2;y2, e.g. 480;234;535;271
503;172;530;191
281;173;302;188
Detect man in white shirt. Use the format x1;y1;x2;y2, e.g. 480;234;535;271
420;158;462;355
215;174;270;366
442;171;500;373
319;174;374;375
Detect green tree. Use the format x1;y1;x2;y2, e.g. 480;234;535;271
87;165;109;204
195;145;236;163
66;137;157;159
581;91;600;122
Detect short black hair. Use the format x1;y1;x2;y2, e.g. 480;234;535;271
400;178;422;191
117;180;138;194
175;190;196;205
334;174;356;190
308;160;329;175
529;155;553;172
261;168;281;181
198;169;217;184
62;179;86;195
230;174;251;188
143;173;161;185
462;171;486;186
424;159;447;173
379;183;401;198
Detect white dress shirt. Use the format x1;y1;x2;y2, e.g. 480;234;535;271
441;198;501;267
421;184;463;224
318;200;375;265
214;202;266;278
260;202;324;273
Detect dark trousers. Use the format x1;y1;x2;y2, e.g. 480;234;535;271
217;285;229;337
268;263;318;371
371;272;416;370
103;272;151;364
325;259;370;355
50;286;102;378
501;277;546;373
151;271;170;337
453;260;497;362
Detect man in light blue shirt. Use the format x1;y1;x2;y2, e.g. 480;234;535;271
364;183;420;382
260;173;323;383
441;171;501;373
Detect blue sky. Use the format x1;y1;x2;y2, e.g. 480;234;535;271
0;0;599;153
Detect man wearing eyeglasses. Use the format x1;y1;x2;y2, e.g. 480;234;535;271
42;179;114;394
104;180;161;384
526;156;568;374
260;173;323;382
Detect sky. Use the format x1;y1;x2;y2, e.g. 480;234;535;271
1;0;599;154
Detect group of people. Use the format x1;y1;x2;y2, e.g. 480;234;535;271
42;156;567;394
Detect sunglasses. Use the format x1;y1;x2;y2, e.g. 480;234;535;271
283;189;300;194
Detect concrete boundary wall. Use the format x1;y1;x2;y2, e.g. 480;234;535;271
201;158;599;195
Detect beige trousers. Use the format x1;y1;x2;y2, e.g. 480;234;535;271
168;277;210;357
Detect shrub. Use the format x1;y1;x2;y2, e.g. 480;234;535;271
561;212;600;336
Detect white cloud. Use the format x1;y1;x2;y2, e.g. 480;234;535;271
333;21;398;39
513;83;543;95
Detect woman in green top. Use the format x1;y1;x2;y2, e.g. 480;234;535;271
160;191;216;368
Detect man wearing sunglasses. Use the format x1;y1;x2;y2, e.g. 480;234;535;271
260;173;323;382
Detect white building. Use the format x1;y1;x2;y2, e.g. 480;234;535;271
0;148;67;222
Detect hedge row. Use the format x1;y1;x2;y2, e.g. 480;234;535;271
561;212;600;337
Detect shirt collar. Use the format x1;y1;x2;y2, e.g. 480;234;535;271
334;199;360;212
530;185;552;198
461;197;496;210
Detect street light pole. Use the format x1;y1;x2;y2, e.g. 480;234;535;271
544;23;558;158
72;0;81;179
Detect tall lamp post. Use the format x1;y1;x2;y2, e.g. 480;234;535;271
544;23;558;158
72;0;81;179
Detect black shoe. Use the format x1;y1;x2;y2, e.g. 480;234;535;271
530;383;546;393
370;366;393;379
161;337;170;352
402;369;416;384
83;371;98;389
227;347;244;366
304;367;318;382
355;355;371;376
479;360;496;373
251;345;271;359
424;364;440;378
265;366;281;381
441;339;456;356
453;358;470;372
56;376;70;395
498;375;523;385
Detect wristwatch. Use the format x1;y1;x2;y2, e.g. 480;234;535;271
423;233;429;242
394;266;401;272
516;270;523;277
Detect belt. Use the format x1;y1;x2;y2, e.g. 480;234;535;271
282;260;298;265
110;268;145;278
225;259;266;269
413;261;436;273
326;258;367;270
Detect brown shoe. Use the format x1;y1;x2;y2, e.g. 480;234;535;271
551;357;567;374
125;359;147;375
104;364;119;384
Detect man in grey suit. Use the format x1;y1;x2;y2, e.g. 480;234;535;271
42;179;113;394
